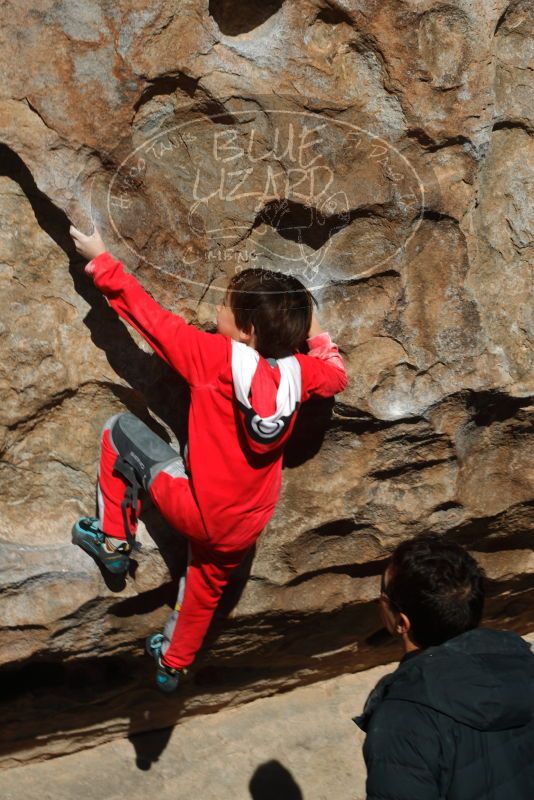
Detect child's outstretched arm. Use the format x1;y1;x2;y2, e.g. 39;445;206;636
70;225;226;386
298;309;348;400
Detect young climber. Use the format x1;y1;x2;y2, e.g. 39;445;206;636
69;224;348;693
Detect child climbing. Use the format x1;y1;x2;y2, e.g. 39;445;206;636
69;224;348;692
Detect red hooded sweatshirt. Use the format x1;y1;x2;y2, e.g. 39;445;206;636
87;252;348;553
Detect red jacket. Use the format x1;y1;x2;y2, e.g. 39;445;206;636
87;253;348;551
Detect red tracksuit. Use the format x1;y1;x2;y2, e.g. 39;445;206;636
87;252;348;669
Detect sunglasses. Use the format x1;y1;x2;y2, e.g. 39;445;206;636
379;571;402;611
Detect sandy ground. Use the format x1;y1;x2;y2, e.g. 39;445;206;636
0;660;392;800
2;632;533;800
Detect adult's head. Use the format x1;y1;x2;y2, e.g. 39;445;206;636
216;267;317;359
379;533;486;649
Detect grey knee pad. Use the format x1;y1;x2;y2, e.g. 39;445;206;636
109;412;185;491
106;413;187;544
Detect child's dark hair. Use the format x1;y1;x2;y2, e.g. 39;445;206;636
385;534;486;648
227;268;318;359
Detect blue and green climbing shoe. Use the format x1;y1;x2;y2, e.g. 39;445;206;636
146;632;181;693
71;517;130;574
155;657;180;693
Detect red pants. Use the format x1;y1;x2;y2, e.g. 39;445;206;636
97;413;248;670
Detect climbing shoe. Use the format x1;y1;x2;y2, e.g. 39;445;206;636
146;632;182;693
155;657;180;693
71;517;130;574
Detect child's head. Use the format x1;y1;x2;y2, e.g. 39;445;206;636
216;268;317;358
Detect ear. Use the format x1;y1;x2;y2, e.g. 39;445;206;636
396;612;411;636
239;324;255;344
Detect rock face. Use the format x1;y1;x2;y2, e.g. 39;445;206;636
0;0;532;768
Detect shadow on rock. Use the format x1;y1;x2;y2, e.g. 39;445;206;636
0;141;190;445
128;725;173;771
283;396;335;469
249;760;303;799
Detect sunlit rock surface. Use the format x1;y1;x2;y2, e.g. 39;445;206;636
0;0;532;766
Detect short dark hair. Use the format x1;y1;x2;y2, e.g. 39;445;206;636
227;268;317;359
385;534;486;648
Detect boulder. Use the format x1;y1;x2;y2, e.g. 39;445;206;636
0;0;532;767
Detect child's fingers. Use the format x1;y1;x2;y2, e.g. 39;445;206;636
69;227;86;249
68;221;106;262
69;224;97;240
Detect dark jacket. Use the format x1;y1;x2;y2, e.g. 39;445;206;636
354;628;534;800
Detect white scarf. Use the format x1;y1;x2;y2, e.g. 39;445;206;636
231;340;301;443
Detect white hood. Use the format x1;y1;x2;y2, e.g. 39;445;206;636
231;340;301;446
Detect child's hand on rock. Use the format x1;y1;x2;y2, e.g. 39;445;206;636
69;224;107;262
